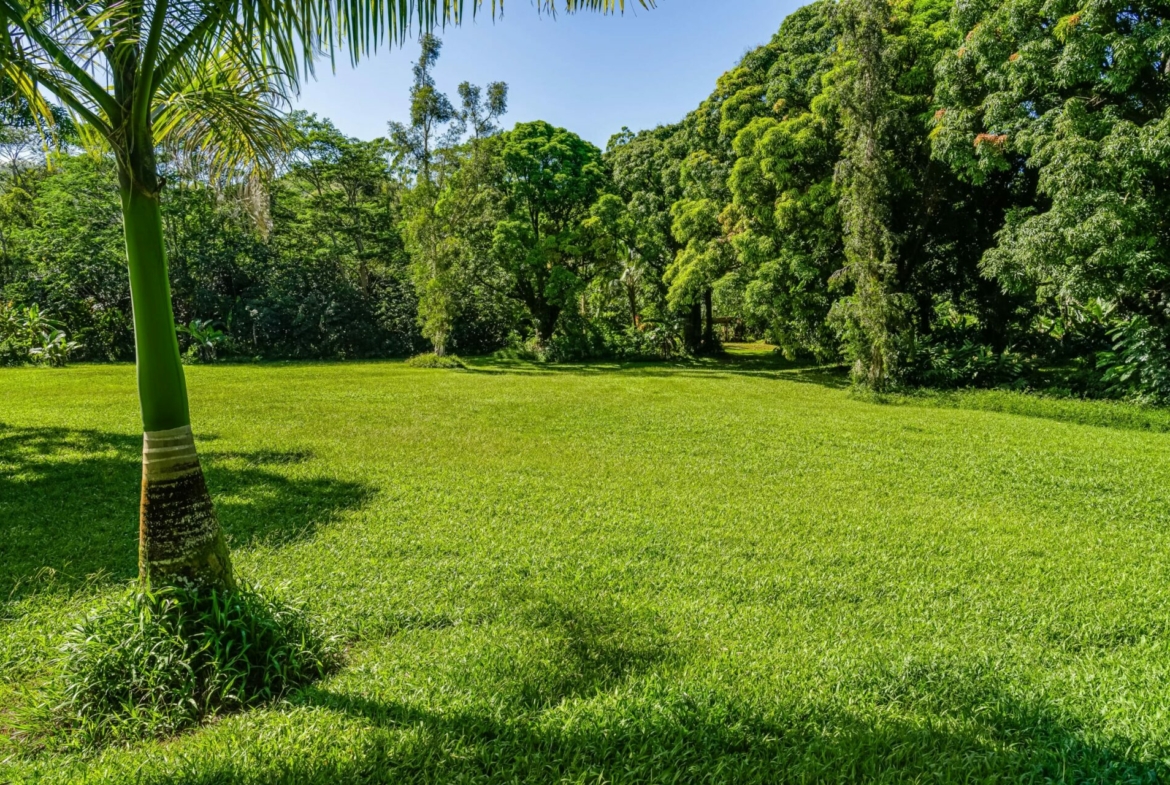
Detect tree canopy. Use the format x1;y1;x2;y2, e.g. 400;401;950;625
4;0;1170;400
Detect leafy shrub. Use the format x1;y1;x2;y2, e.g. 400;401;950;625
602;322;684;361
18;303;63;338
405;353;466;368
54;583;340;747
488;320;684;364
906;338;1027;389
508;313;604;363
1097;315;1170;404
0;300;29;365
0;303;82;366
29;329;83;367
903;302;1027;389
178;319;226;364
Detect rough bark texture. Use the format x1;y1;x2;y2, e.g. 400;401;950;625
702;288;717;353
683;301;702;354
139;425;235;588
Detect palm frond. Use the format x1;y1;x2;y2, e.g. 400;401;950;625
0;0;122;115
153;46;292;182
248;0;656;74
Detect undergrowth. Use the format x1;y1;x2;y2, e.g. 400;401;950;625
48;582;340;748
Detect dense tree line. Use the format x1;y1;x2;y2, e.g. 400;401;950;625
602;0;1170;399
4;1;1170;400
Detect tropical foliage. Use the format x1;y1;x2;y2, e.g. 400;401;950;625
3;0;1170;402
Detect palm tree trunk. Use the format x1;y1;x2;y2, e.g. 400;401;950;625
120;152;234;589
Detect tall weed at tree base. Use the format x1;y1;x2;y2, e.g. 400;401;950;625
50;582;340;748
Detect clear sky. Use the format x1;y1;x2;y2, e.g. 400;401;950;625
291;0;802;149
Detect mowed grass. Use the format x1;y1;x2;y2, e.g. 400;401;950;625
3;350;1170;782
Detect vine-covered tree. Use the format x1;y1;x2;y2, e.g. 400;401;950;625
830;0;906;388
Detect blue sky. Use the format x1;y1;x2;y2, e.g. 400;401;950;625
292;0;802;149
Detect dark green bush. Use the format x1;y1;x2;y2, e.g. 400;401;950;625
1097;315;1170;404
55;583;340;747
509;318;685;364
598;322;684;361
905;338;1027;389
901;304;1028;389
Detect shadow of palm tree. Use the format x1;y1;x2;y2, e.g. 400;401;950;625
264;600;1160;783
0;424;373;598
179;650;1163;784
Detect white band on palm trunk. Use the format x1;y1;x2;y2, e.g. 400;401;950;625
140;424;224;572
143;425;200;481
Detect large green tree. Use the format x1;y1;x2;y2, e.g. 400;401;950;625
0;0;648;589
282;113;399;301
934;0;1170;396
486;120;608;345
603;125;679;330
395;34;510;356
726;0;841;360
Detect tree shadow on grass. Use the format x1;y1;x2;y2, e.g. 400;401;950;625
501;591;673;710
265;597;1160;783
299;694;1159;784
463;352;850;390
310;596;672;715
0;424;373;599
151;647;1164;784
14;579;1163;782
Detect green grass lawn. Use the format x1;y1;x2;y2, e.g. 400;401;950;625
4;349;1170;782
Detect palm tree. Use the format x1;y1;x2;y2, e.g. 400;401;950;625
0;0;650;589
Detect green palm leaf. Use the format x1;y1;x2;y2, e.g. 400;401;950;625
153;47;292;179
